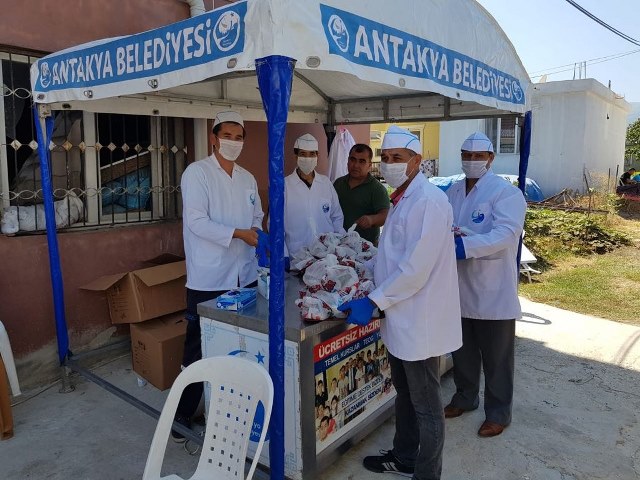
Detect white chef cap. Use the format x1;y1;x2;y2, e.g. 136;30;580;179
213;110;244;128
294;133;319;152
381;126;421;155
461;132;494;153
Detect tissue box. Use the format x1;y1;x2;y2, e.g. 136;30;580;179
216;288;257;311
257;267;270;300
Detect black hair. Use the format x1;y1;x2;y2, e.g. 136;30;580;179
349;143;373;160
212;121;246;138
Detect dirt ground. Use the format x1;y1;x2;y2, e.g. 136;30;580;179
2;297;640;480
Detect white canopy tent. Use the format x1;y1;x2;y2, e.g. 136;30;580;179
29;1;531;477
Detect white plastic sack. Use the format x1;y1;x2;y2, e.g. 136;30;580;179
15;192;84;232
1;207;19;234
1;192;84;233
303;254;339;288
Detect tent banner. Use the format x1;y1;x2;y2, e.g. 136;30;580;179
31;1;247;101
319;4;525;107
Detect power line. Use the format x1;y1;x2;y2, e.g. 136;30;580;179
528;49;640;78
563;0;640;47
528;49;640;75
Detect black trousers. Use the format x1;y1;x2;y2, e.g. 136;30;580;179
176;282;258;419
175;288;225;418
449;318;515;426
389;353;444;480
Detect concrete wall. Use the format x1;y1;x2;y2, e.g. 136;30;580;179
439;79;631;197
438;119;482;177
528;80;629;196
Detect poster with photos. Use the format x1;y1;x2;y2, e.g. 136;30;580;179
313;319;395;452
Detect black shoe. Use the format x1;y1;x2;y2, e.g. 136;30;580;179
363;450;414;477
171;414;191;443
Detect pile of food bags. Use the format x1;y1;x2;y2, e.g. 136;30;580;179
291;231;377;321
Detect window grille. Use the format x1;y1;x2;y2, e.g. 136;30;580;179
0;51;187;234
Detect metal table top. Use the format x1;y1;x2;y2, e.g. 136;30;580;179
197;273;345;343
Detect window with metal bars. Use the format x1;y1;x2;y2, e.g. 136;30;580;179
484;117;521;155
0;51;186;234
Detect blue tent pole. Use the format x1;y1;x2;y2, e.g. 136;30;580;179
255;55;295;480
33;105;69;365
517;110;532;268
518;111;532;195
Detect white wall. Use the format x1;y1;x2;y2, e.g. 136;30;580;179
438;119;482;177
438;119;521;177
439;79;630;197
528;80;629;196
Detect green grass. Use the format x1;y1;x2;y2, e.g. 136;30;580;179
520;243;640;326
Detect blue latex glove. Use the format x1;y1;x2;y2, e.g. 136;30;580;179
454;236;466;260
338;297;376;326
256;229;270;267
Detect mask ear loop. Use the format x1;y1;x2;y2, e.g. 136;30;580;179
405;155;419;179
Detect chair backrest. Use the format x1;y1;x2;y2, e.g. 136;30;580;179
143;356;273;480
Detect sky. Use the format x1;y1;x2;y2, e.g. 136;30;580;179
476;0;640;103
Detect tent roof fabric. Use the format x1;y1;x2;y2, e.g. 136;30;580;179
30;0;531;124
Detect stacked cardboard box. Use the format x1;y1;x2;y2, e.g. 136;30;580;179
81;257;187;390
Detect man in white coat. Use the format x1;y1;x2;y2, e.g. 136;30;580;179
284;133;345;255
339;126;461;480
175;111;264;441
443;132;526;438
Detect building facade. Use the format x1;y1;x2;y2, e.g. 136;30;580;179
0;0;368;388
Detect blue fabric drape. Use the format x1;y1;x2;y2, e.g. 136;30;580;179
517;110;532;268
33;107;69;365
256;55;295;480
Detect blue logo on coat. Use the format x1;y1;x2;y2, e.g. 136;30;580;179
322;203;330;213
249;192;256;205
471;210;485;223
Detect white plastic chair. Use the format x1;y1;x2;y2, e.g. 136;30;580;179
520;243;541;283
143;356;273;480
0;321;20;397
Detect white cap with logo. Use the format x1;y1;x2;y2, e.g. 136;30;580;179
294;133;319;152
213;111;244;128
381;125;422;154
461;132;494;153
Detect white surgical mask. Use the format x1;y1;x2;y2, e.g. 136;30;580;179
297;156;317;175
461;160;488;179
217;139;244;161
380;157;416;188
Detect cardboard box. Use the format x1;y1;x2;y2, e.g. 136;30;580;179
130;312;187;391
81;261;186;324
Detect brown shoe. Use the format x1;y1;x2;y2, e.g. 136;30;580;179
477;420;506;437
444;404;467;418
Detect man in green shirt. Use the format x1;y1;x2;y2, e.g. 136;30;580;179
333;144;390;245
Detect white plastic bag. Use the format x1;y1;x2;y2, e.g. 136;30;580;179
1;207;19;235
303;254;338;287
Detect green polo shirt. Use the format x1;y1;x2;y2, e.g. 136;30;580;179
333;174;390;244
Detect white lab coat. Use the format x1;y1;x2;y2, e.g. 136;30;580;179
284;171;345;255
181;154;264;291
446;170;526;320
368;174;462;361
327;128;354;182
